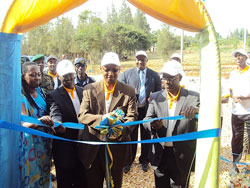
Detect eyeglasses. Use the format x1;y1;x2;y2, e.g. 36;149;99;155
161;76;177;82
102;67;119;73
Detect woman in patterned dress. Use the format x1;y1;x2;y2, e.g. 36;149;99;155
20;62;54;188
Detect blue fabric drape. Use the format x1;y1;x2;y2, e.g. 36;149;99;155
0;32;22;187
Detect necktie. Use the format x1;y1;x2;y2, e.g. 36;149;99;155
138;70;146;104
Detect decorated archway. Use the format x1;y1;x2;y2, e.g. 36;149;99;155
0;0;220;187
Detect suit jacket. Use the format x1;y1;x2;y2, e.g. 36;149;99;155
46;85;83;168
118;67;161;108
78;80;137;169
143;88;199;175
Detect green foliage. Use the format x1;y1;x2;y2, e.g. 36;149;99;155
106;3;119;24
156;25;180;59
103;23;151;57
22;23;53;55
75;10;103;64
119;0;134;25
134;10;151;34
50;17;75;57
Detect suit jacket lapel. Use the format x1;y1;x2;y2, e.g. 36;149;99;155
95;81;106;113
144;68;151;86
58;86;76;115
173;88;187;127
133;67;140;91
75;86;83;103
161;90;169;129
109;81;123;112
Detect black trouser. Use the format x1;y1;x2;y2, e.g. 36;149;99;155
85;146;123;188
231;114;250;162
130;106;150;165
55;159;87;188
154;147;189;188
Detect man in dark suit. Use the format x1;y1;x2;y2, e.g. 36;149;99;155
78;52;137;188
143;60;199;188
119;50;161;173
46;60;86;188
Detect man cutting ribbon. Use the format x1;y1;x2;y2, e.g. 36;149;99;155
78;52;138;188
143;60;199;188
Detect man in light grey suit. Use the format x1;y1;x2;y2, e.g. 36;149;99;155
119;50;161;173
144;60;199;188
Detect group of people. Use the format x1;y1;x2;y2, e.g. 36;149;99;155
19;48;250;188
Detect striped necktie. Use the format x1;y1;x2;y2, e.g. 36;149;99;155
138;70;146;105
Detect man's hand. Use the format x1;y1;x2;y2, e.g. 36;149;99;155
39;116;54;127
150;120;163;130
55;124;66;134
102;113;111;120
181;106;199;120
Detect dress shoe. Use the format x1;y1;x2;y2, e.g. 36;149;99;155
142;163;149;172
123;166;130;174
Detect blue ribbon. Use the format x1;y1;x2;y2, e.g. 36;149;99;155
20;115;85;130
0;118;219;145
12;116;246;167
220;156;248;166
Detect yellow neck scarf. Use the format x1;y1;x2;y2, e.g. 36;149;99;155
237;65;249;74
48;71;58;81
104;81;117;100
64;86;76;99
167;87;181;109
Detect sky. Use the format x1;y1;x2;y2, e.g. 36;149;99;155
60;0;250;37
1;0;249;37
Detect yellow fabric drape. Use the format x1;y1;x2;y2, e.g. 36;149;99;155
1;0;208;34
1;0;88;33
127;0;207;32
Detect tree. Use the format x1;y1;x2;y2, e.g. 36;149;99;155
22;23;52;55
134;9;151;34
103;24;151;57
75;10;103;64
156;25;179;59
119;0;134;25
106;3;119;24
48;17;75;58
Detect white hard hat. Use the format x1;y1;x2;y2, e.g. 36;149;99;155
101;52;120;66
135;50;148;58
171;53;181;61
56;60;76;76
161;60;184;77
232;49;248;57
